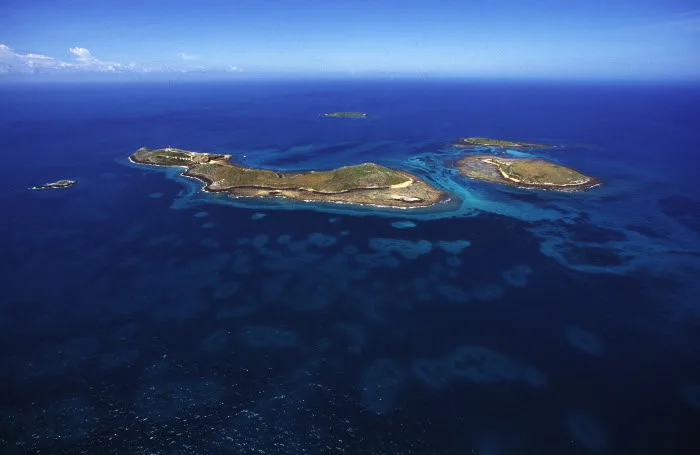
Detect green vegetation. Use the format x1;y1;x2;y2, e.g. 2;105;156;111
130;147;447;207
456;155;600;191
139;147;225;166
323;112;368;118
456;137;550;148
500;159;588;186
154;150;190;160
187;161;408;193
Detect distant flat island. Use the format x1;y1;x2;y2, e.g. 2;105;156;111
457;155;600;191
323;112;368;118
30;179;78;190
455;137;550;148
130;147;447;208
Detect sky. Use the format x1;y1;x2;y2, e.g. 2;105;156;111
1;0;699;80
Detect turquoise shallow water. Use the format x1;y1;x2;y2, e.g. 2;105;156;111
0;80;699;454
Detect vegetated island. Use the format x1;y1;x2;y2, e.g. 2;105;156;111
456;155;600;191
455;137;551;148
323;112;368;118
130;147;448;208
30;179;78;190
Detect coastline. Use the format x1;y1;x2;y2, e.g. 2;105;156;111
482;158;600;190
454;138;552;149
129;150;449;210
457;155;601;191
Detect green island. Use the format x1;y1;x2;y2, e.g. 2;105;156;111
456;155;600;191
130;147;448;208
323;112;368;118
455;137;550;148
30;179;78;190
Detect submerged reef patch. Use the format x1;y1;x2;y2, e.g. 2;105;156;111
472;283;506;302
437;284;470;303
445;256;462;267
658;195;700;234
369;238;433;259
355;252;401;268
501;264;533;287
391;220;418;229
308;232;338;248
436;240;471;255
410;345;547;390
445;345;548;387
412;357;451;389
252;234;269;249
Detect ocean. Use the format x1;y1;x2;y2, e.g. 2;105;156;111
0;79;699;454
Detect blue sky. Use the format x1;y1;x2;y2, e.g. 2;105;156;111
1;0;699;80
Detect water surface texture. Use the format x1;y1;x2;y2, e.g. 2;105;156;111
1;80;700;454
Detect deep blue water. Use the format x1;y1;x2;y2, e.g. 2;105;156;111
1;80;700;454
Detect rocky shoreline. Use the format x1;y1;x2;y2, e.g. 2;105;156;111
130;147;447;208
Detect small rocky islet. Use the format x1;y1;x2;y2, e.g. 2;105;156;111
322;112;368;118
456;154;600;191
30;179;78;190
454;137;551;148
453;137;599;191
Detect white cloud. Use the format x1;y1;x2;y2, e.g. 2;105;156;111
0;44;60;72
177;52;197;60
24;53;54;60
69;47;95;62
68;46;138;72
0;43;244;76
0;43;146;74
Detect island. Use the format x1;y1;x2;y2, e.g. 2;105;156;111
30;179;78;190
456;155;600;191
455;137;550;148
130;147;448;208
323;112;368;118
